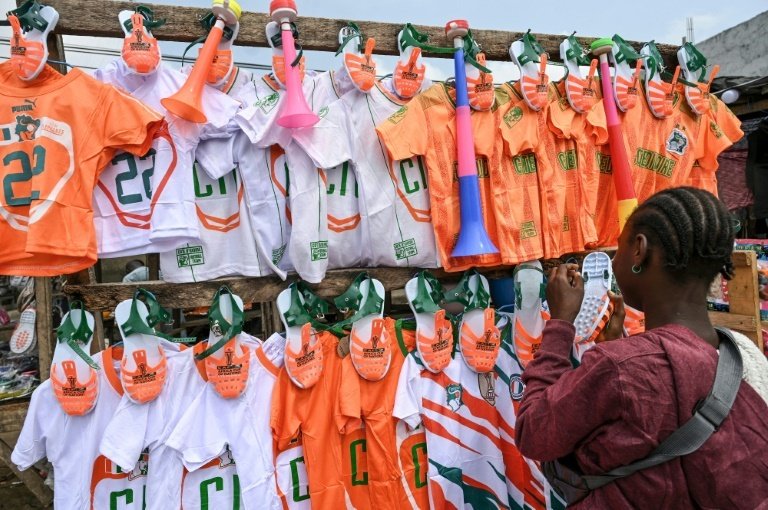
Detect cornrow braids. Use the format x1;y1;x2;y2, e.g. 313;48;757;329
628;187;736;281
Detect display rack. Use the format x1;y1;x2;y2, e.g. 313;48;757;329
0;0;755;506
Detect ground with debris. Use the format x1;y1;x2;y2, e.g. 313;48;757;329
0;464;46;509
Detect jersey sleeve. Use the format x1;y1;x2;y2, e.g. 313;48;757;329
235;87;293;149
393;355;423;429
271;372;303;452
196;137;237;180
499;100;541;156
697;99;744;174
336;356;362;434
99;397;152;471
199;86;242;140
89;84;164;167
11;384;50;470
292;98;354;169
585;101;609;146
375;99;429;162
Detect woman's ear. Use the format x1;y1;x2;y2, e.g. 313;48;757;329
633;233;649;268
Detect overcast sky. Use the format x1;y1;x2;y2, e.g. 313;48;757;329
1;0;765;81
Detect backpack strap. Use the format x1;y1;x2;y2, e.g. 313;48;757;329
583;327;743;489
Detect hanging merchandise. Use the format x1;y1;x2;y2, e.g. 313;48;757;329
510;30;550;111
337;22;377;93
277;282;327;388
347;275;390;381
463;35;495;112
6;0;59;81
266;20;307;88
9;306;36;355
608;34;643;112
640;41;681;119
677;42;720;116
512;261;549;368
572;251;614;361
119;6;164;76
49;302;99;415
405;271;454;373
393;24;428;99
560;33;599;114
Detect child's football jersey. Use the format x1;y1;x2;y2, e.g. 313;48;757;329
341;78;439;268
92;59;239;258
394;350;509;509
13;347;148;510
179;446;240;509
0;63;162;275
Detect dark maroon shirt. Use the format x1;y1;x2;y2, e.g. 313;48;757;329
517;320;768;509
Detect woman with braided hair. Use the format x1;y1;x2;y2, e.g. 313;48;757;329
516;187;768;509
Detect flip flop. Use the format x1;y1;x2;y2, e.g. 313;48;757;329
560;33;599;114
509;30;549;111
50;303;99;415
195;287;249;399
348;277;391;381
573;252;613;360
406;272;454;374
466;52;495;111
267;20;306;89
512;261;548;368
445;270;500;373
6;2;59;81
677;42;720;115
337;22;377;93
119;7;163;75
116;289;179;404
9;307;36;355
278;282;327;388
640;41;681;119
609;34;643;112
393;24;427;99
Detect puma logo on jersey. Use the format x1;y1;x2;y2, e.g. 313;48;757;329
503;106;523;127
14;114;41;141
11;99;37;113
665;128;689;156
446;383;464;412
478;373;496;406
509;374;525;401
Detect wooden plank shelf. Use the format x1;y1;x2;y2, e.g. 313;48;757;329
38;0;680;67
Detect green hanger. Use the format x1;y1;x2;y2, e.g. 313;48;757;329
121;5;166;33
195;286;244;360
565;32;591;67
180;10;238;66
7;0;48;32
335;21;365;56
120;289;195;345
515;30;547;67
462;29;492;74
513;264;546;310
56;301;99;370
410;271;445;314
333;272;368;313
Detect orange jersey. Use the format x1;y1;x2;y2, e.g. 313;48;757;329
498;82;598;258
271;332;361;509
376;83;502;271
0;63;162;275
586;83;704;246
688;95;743;195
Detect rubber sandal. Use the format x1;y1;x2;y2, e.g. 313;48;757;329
116;289;179;404
6;2;59;81
195;287;249;399
512;261;548;368
50;303;99;415
393;24;427;99
640;41;681;119
560;33;599;114
509;30;549;111
623;304;645;336
406;272;454;373
278;283;326;388
677;42;719;115
467;52;495;111
609;35;642;112
347;277;391;380
119;7;163;75
337;22;377;93
9;307;36;355
267;20;306;89
573;252;613;360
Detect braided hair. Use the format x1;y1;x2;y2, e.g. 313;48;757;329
628;187;736;281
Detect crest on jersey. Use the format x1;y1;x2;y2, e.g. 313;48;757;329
478;373;496;406
665;128;688;156
446;383;464;412
318;106;329;119
219;445;236;468
509;374;525;401
503;106;523;128
255;92;279;113
14;114;40;141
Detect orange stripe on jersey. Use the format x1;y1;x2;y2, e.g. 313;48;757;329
421;399;502;451
195;183;244;233
429;480;460;510
420;414;476;453
328;213;361;233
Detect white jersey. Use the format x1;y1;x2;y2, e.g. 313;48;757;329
340;77;438;268
236;72;357;282
92;60;239;258
394;351;509;509
166;333;284;510
13;348;148;510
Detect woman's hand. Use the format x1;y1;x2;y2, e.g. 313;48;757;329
596;291;626;342
546;263;584;323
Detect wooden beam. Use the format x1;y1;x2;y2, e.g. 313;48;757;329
33;278;53;382
0;435;54;507
63;267;514;310
731;98;768;116
723;250;763;349
37;0;680;67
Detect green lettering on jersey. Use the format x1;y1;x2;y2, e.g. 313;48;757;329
595;152;612;174
394;238;418;260
520;220;538;240
634;148;676;178
512;153;537;175
200;477;224;510
399;157;428;194
411;442;428;489
110;489;133;510
327;162;358;197
3;145;46;206
289;456;310;502
310;241;328;261
557;149;578;171
176;245;205;268
350;439;369;486
113;149;156;205
194;164;236;198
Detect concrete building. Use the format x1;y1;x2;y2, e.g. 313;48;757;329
697;10;768;77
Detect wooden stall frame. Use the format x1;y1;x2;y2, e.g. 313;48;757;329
1;1;760;505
